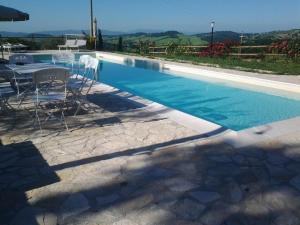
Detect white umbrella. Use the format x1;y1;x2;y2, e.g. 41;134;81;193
0;5;29;21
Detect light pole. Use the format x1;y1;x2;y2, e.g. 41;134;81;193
210;21;215;55
90;0;94;37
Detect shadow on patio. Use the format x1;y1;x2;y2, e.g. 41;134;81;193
2;130;300;225
1;84;300;225
0;141;60;225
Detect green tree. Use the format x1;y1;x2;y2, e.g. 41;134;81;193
117;36;123;52
97;29;104;50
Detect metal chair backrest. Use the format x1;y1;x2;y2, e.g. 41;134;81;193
83;57;99;95
78;55;99;78
83;56;99;81
9;54;34;64
75;55;91;79
52;52;75;64
79;55;91;66
32;68;69;85
32;68;69;97
32;68;69;103
86;57;99;71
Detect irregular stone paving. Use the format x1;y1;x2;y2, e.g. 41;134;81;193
1;85;300;225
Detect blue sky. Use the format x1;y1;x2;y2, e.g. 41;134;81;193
1;0;299;33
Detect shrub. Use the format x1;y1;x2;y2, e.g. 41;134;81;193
138;40;152;55
269;39;300;60
86;36;96;50
198;40;238;57
166;42;179;55
117;36;123;52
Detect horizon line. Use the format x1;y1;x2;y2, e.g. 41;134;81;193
1;27;300;35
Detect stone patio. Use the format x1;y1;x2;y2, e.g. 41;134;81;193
0;83;300;225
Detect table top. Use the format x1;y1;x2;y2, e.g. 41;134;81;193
5;63;69;74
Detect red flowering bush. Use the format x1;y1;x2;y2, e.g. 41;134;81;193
269;39;300;59
198;40;238;57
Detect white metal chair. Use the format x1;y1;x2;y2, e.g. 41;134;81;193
68;54;91;83
69;56;99;116
32;68;70;131
52;52;75;74
9;54;35;106
9;54;34;64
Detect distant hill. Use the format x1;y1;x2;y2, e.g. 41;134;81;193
27;33;53;37
104;30;208;46
195;31;242;42
0;31;28;37
0;29;126;37
38;29;127;36
194;29;300;44
1;28;299;46
246;29;300;44
129;29;165;34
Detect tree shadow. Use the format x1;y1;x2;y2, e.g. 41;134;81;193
87;90;146;113
0;141;60;225
2;127;299;225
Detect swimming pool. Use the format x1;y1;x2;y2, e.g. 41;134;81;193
34;54;300;131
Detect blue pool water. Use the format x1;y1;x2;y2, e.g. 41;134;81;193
34;55;300;131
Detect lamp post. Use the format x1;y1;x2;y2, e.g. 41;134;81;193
210;21;215;55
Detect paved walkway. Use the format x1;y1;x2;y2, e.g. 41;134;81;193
0;85;300;225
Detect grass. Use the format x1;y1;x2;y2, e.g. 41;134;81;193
156;55;300;75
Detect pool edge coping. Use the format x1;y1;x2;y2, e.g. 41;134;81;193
96;51;300;95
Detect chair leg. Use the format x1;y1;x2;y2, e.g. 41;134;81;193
17;94;26;108
74;102;82;117
61;110;69;131
0;100;9;114
33;104;42;131
3;98;14;110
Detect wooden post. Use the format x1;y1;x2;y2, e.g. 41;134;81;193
239;34;245;58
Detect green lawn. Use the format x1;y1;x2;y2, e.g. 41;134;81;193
157;55;300;75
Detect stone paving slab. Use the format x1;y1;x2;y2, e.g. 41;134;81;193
1;85;300;225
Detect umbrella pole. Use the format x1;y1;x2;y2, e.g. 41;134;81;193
0;34;4;59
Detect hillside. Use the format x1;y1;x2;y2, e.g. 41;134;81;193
246;29;300;44
1;28;299;46
194;31;242;42
104;29;300;46
104;31;208;46
0;29;125;37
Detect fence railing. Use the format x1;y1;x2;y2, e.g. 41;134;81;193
1;36;297;59
0;36;138;53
